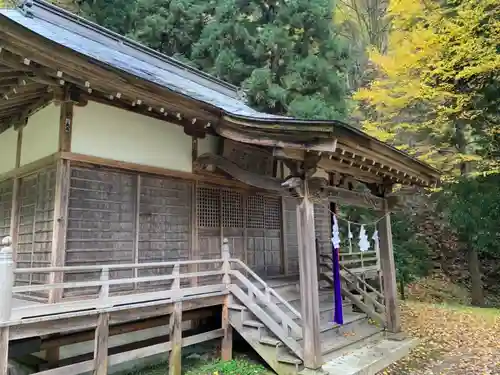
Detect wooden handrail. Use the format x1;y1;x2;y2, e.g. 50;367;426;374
14;259;223;274
13;270;225;293
319;254;384;301
231;259;301;320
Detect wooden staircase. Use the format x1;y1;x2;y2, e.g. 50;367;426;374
227;263;386;375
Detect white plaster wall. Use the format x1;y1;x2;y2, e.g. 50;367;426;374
198;134;219;156
0;127;17;174
72;102;193;172
21;104;59;166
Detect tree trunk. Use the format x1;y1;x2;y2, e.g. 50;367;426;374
468;246;484;306
456;121;484;305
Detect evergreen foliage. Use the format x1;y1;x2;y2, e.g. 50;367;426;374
75;0;353;120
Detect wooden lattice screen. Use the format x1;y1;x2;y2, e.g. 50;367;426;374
197;185;284;278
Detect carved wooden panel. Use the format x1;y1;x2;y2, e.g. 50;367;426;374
15;167;56;297
0;179;13;238
283;196;299;275
223;139;274;177
66;167;135;295
138;176;191;289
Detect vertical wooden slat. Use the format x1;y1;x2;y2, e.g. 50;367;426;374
93;312;110;375
297;185;322;369
133;175;141;283
10;128;23;258
280;196;288;276
190;182;199;287
378;199;401;333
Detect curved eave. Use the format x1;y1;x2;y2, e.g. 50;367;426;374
222;114;441;188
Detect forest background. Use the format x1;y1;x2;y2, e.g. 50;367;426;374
4;0;499;306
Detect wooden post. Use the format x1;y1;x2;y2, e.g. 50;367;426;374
48;88;73;304
169;264;182;375
93;267;110;375
296;182;322;369
221;238;232;360
93;313;110;375
377;200;401;333
0;236;15;375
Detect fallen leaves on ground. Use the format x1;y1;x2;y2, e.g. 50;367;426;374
381;302;500;375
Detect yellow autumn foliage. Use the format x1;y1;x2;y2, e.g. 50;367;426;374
355;0;500;175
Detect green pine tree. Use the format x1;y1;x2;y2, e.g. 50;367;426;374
191;0;353;119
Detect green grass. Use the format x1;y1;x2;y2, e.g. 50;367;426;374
117;356;271;375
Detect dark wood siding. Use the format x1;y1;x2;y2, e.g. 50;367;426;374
283;197;299;275
15;167;56;297
138;176;191;289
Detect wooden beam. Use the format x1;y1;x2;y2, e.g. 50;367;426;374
378;199;401;333
0;152;60;183
216;124;338;153
296;182;322;369
93;313;110;375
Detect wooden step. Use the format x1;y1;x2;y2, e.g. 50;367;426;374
259;336;281;347
228;303;247;311
277;353;303;365
243;320;265;329
320;321;383;355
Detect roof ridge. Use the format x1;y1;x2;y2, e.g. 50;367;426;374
17;0;242;100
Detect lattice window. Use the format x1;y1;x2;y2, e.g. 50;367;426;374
222;189;243;228
264;196;281;230
246;194;265;229
197;186;220;228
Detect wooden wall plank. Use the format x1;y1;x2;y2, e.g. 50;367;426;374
283;196;299;276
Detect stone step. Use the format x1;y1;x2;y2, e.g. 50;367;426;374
320;321;383;356
322;337;418;375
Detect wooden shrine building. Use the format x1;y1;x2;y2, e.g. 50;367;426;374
0;1;441;375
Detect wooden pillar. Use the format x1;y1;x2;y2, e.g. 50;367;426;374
93;313;110;375
48;88;73;304
169;265;182;375
0;237;14;375
221;239;232;360
377;200;401;333
296;182;322;369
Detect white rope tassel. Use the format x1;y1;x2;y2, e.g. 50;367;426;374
348;221;353;254
358;225;370;252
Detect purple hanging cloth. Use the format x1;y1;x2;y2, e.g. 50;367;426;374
331;214;344;325
332;246;344;324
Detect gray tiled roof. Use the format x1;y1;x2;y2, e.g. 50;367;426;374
1;0;287;119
